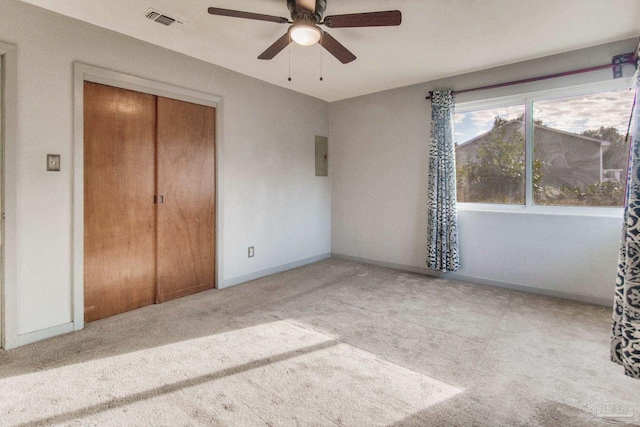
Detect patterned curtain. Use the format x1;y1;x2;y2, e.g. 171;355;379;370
427;90;460;272
612;77;640;379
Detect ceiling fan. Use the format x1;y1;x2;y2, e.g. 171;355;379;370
208;0;402;64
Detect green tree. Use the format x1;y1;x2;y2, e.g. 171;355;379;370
458;117;527;203
516;112;544;126
457;119;625;206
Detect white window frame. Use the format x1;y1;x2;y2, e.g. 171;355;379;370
455;78;635;217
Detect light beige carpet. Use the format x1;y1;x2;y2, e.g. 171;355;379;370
1;258;640;426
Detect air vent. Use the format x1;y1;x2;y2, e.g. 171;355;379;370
144;8;183;26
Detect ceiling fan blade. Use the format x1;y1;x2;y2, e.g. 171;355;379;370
208;7;289;24
258;33;292;60
323;10;402;28
320;31;356;64
295;0;316;12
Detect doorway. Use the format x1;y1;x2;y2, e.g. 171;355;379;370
0;42;16;349
0;55;4;346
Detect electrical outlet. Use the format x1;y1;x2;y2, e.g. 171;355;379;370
248;246;254;258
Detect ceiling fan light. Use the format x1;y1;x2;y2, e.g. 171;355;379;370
290;25;321;46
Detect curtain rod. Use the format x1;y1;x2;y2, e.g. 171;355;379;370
425;51;638;100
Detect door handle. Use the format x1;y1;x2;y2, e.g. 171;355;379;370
154;195;165;204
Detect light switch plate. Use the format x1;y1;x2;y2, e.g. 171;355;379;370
47;154;61;172
248;246;254;258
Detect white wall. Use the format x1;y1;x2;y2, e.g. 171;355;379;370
330;39;637;306
0;0;330;344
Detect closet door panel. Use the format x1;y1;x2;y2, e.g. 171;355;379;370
84;82;157;322
156;97;216;302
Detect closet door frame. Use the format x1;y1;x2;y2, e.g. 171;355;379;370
0;42;17;349
72;62;223;332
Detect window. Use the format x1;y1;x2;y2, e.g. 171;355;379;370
455;105;525;204
454;84;635;208
533;90;633;206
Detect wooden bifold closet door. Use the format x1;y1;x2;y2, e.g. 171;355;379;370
84;82;216;323
84;83;157;322
156;97;216;303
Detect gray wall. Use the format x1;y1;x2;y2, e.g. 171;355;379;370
330;38;637;305
0;0;330;341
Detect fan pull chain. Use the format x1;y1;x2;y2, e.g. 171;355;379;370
288;33;292;82
320;32;324;82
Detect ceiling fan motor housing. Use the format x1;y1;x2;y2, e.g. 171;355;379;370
287;0;327;23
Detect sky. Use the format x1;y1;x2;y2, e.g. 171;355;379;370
453;88;636;144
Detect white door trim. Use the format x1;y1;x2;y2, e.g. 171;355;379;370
73;62;224;332
0;42;18;349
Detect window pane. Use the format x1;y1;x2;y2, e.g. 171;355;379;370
455;105;526;204
533;89;635;207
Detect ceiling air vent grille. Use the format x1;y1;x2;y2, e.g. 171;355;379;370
145;8;182;26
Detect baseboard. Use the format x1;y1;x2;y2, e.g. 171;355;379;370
331;253;613;307
220;253;331;289
17;322;75;347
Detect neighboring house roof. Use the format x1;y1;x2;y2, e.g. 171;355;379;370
455;120;611;148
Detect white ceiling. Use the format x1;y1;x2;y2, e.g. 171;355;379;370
21;0;640;102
